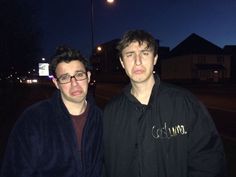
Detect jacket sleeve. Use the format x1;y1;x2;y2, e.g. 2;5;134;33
0;112;39;177
188;100;227;177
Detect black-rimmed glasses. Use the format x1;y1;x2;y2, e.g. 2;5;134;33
57;71;87;84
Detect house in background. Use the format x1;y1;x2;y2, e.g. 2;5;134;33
161;33;231;83
154;46;170;76
223;45;236;82
90;33;234;83
91;39;129;83
91;39;120;73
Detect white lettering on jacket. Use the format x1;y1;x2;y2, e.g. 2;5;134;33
152;122;187;139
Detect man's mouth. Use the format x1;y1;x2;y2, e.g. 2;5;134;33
71;90;83;96
133;69;144;74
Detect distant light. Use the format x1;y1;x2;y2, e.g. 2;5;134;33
90;79;96;86
213;70;219;74
107;0;114;3
26;79;32;84
97;46;102;52
26;79;38;84
42;58;45;61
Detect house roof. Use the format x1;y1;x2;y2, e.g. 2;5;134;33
223;45;236;55
169;33;223;57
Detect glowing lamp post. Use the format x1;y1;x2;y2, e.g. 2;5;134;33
90;0;115;54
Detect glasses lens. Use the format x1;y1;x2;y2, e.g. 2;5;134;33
58;74;70;84
57;72;87;84
74;72;87;81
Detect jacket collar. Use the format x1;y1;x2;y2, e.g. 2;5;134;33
123;74;161;106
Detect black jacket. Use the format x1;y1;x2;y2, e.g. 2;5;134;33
103;76;226;177
0;90;103;177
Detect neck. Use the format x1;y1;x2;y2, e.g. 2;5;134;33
66;100;87;116
131;77;155;105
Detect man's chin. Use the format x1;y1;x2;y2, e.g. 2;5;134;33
131;77;146;83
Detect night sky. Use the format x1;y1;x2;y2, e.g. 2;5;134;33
40;0;236;58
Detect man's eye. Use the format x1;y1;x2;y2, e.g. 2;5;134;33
75;72;84;77
126;53;133;57
60;75;69;81
143;51;149;56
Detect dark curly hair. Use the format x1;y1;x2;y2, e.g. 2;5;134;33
50;46;89;77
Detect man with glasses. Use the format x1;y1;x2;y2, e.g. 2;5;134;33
0;46;103;177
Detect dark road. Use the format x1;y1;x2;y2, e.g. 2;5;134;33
209;108;236;140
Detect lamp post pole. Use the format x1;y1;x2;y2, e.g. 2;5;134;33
90;0;95;54
90;0;115;55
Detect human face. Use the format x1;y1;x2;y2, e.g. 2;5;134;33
52;60;91;106
120;41;158;84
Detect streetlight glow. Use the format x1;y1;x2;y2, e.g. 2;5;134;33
97;46;102;52
106;0;114;4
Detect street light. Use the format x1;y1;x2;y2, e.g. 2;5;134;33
90;0;115;54
107;0;114;3
97;46;102;52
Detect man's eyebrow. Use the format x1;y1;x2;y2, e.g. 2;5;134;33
57;70;85;77
140;49;151;52
57;73;69;79
124;51;135;54
143;47;152;51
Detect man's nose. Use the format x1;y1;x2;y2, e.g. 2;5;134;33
70;76;79;86
135;54;142;65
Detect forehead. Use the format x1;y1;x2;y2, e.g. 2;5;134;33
122;41;149;52
56;60;85;75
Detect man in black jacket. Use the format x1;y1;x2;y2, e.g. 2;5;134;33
0;46;103;177
103;30;227;177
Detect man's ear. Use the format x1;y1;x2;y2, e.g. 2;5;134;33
119;57;125;69
52;77;59;89
154;54;158;65
87;71;91;83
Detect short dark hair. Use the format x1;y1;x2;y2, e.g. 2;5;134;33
50;46;89;77
116;30;158;58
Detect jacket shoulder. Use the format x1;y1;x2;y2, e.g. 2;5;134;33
13;99;53;130
160;82;198;101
